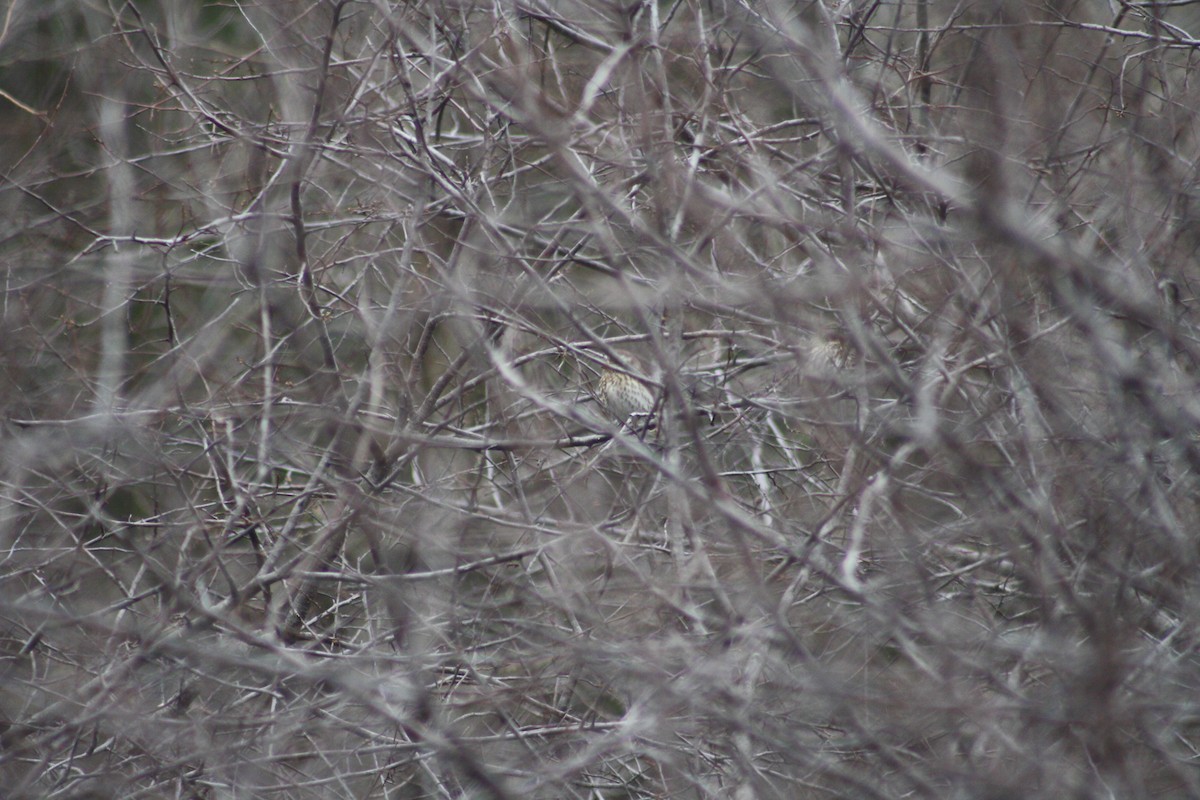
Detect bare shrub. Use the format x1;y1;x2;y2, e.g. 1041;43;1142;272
3;1;1200;797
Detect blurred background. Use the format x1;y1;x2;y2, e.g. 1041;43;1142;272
2;1;1200;797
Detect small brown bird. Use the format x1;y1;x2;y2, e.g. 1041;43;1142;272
595;350;659;423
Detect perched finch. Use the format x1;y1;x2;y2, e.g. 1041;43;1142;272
595;350;658;423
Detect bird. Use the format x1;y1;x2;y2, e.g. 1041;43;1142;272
595;349;659;424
